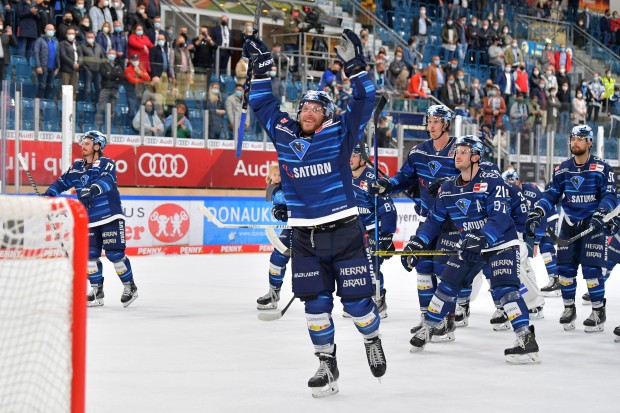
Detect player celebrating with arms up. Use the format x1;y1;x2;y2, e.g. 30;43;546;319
44;130;138;308
245;29;384;397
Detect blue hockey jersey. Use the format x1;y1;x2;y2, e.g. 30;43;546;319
46;157;125;228
418;169;520;252
249;72;375;226
521;182;549;241
536;155;617;221
506;182;528;235
352;166;397;234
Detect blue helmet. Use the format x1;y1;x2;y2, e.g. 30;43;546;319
297;90;335;121
570;124;593;142
82;130;107;150
424;104;453;126
454;135;484;156
502;169;520;182
353;144;370;158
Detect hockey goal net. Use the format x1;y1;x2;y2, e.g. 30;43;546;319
0;195;87;413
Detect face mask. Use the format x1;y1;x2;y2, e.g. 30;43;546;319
47;30;55;38
330;69;338;75
64;18;72;24
560;48;565;52
539;84;545;89
457;75;464;80
154;22;161;29
562;86;568;91
519;66;525;71
450;64;456;69
131;60;139;67
157;40;165;47
493;26;499;31
577;93;583;98
433;60;440;65
103;27;109;34
246;26;253;32
77;4;84;9
87;38;94;45
235;90;242;98
0;26;3;31
104;1;109;7
212;88;220;95
594;77;600;81
178;43;185;48
448;80;455;84
546;71;552;76
167;30;174;37
269;71;277;77
482;25;488;30
108;54;116;61
344;85;351;91
221;20;228;26
471;21;477;26
582;81;587;86
114;1;120;7
115;26;122;33
607;73;612;78
546;45;551;50
145;106;153;114
138;8;145;14
330;81;336;87
488;90;496;96
533;71;539;76
512;43;517;48
82;22;90;28
136;30;143;36
473;83;479;88
503;28;509;34
505;67;511;73
499;12;504;17
396;57;402;62
447;21;453;25
550;91;556;96
420;10;426;15
67;34;75;41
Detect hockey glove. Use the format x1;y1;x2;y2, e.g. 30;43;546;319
271;204;288;222
401;236;426;272
590;208;609;235
43;188;57;197
459;231;488;262
525;209;543;239
379;233;395;260
242;36;273;77
334;29;366;77
369;177;393;196
606;215;620;236
427;177;450;198
80;185;100;208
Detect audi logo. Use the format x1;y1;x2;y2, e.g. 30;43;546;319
138;153;189;178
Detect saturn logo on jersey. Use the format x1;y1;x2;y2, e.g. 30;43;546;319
456;199;471;215
571;176;585;190
290;139;311;160
428;161;441;176
281;162;332;179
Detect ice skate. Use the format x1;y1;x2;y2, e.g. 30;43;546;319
490;308;511;331
455;302;470;327
504;326;541;364
87;283;104;307
308;347;339;398
540;276;561;297
582;292;591;306
364;336;387;381
430;314;456;343
559;304;577;331
613;325;620;342
374;290;388;319
256;286;280;310
583;299;606;333
528;306;544;320
121;281;138;308
410;323;433;352
410;311;426;334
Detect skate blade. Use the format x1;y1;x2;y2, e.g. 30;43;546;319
122;293;138;308
379;310;388;319
614;335;620;343
582;299;591;306
410;326;423;334
409;345;425;353
528;311;544;320
584;323;604;333
505;352;541;365
342;312;352;319
492;322;511;331
455;318;469;327
541;290;561;297
562;321;576;331
87;299;104;307
257;303;278;310
311;381;339;398
430;332;455;343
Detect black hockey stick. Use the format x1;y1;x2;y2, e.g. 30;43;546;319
545;204;620;246
257;296;295;321
375;249;457;256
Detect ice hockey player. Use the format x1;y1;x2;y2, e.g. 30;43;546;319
257;162;290;310
370;104;459;336
44;130;138;307
350;144;397;318
405;135;540;364
526;125;617;333
244;29;386;397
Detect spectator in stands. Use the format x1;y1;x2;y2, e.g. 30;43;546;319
0;21;16;88
542;65;557;96
71;0;88;25
538;39;555;70
33;24;59;100
89;0;113;34
509;92;529;132
410;5;432;56
531;78;547;127
426;56;444;99
81;31;105;104
128;24;152;72
477;19;492;65
403;37;417;73
496;7;509;31
96;48;123;127
111;20;127;65
529;66;542;92
490;20;500;39
171;35;193;97
557;81;572;134
141;77;164;118
149;33;172;94
601;9;612;45
146;16;165;45
554;43;571;73
602;69;616;111
376;115;392;147
318;60;341;90
36;0;54;40
609;87;620;118
526;94;543;132
576;6;592;31
443;58;459;79
359;28;375;71
59;27;82;101
132;99;163;135
387;49;406;86
488;36;504;80
95;22;112;53
455;16;467;67
495;65;516;107
58;11;79;43
78;16;93;44
483;84;506;132
514;63;529;96
567;0;579;22
405;63;427;99
499;25;512;48
441;73;460;109
555;64;570;90
271;43;288;80
235;55;248;85
574;18;587;49
191;25;215;89
336;78;352;113
124;53;150;116
572;88;587;124
441;17;458;62
128;2;152;32
546;85;560;133
211;15;231;75
165;26;175;49
145;0;160;19
164;102;192;138
587;73;605;122
225;83;249;134
466;17;479;64
375;47;389;65
469;78;484;122
611;11;620;42
16;0;39;58
504;38;524;68
111;1;125;29
368;61;393;95
393;66;409;96
455;69;469;104
382;0;393;29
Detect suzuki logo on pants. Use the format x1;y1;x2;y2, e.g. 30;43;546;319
139;153;189;178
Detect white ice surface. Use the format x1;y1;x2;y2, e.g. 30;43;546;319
87;253;620;413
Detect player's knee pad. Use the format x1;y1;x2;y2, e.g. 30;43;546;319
88;247;102;261
558;264;578;279
343;297;379;338
494;286;529;331
304;293;334;315
270;249;290;268
541;251;553;265
305;312;334;351
342;296;374;318
583;265;605;303
425;282;458;323
87;259;103;285
582;265;603;280
106;250;133;283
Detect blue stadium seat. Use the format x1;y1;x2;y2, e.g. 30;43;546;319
121;126;136;135
10;55;27;66
42;122;60;132
15;64;31;79
39;99;55;109
22;120;34;130
83;123;97;133
222;75;237;95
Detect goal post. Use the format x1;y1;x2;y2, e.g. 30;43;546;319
0;195;88;413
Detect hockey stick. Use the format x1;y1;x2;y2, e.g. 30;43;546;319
545;203;620;247
199;204;289;229
236;0;263;158
374;249;457;256
265;226;291;256
257;295;295;321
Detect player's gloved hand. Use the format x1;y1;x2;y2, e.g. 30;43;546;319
369;177;393;196
525;208;543;239
334;29;366;77
43;188;57;197
459;231;488;262
271;204;288;222
242;36;273;76
401;236;426;272
590;208;609;234
379;233;395;260
80;185;100;207
605;215;620;236
427;177;450;198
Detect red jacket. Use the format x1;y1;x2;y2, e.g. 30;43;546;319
514;70;529;95
406;71;427;98
128;34;154;73
554;51;572;73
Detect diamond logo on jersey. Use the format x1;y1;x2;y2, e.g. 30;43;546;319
290;139;310;160
148;203;190;244
428;161;441;176
80;175;89;187
571;176;585;190
456;199;471;215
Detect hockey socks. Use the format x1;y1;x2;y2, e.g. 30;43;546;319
305;312;335;354
416;272;437;312
87;259;103;286
496;287;530;332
